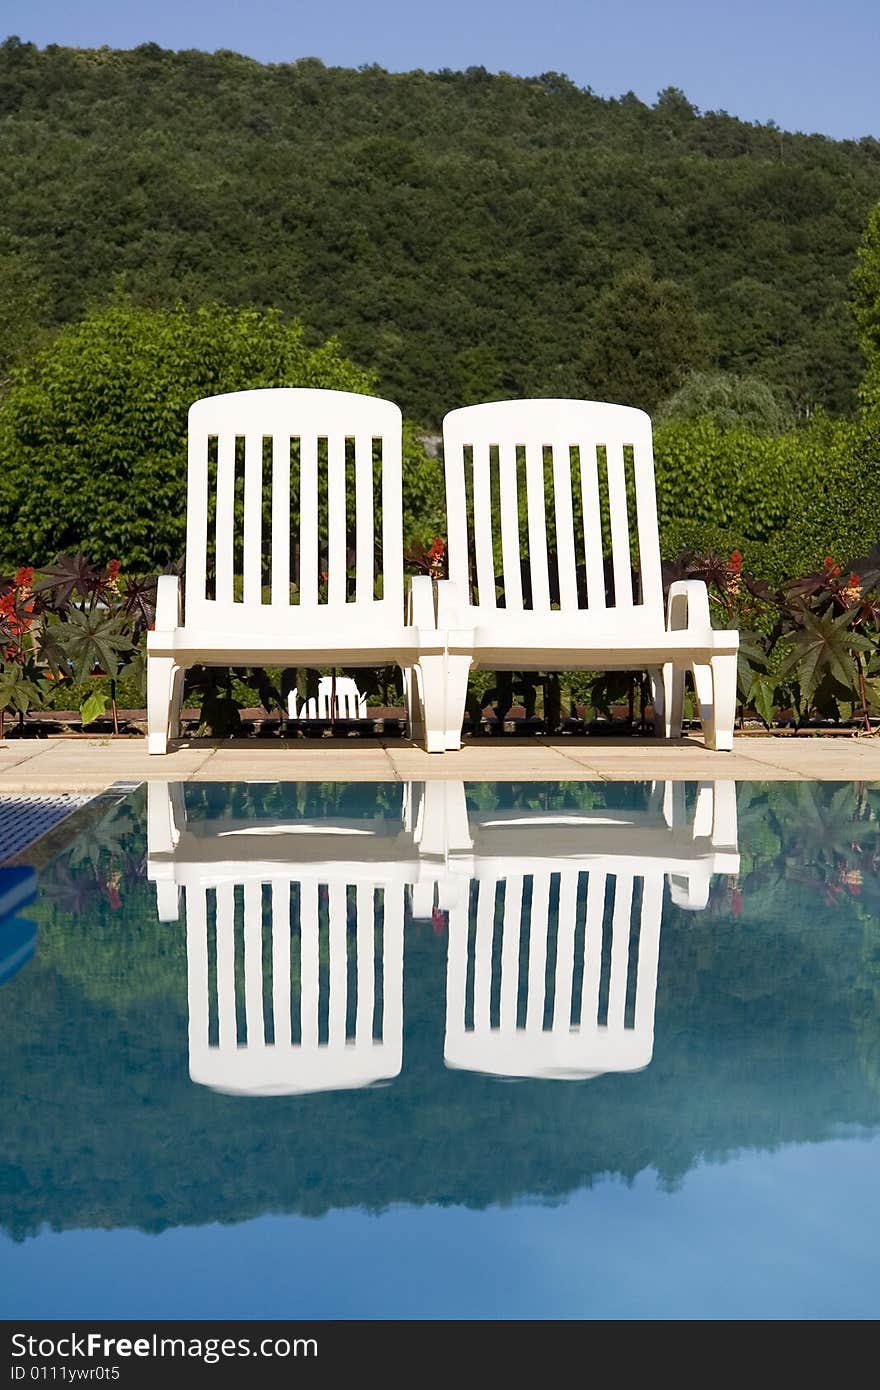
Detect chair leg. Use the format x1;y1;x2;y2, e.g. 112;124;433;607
155;880;182;922
692;661;714;742
148;656;181;754
415;655;448;753
647;666;665;737
444;654;471;751
660;661;685;739
705;653;737;751
171;664;184;740
662;779;688;830
401;665;425;746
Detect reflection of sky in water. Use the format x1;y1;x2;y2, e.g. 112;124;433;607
3;1138;879;1320
1;779;879;1320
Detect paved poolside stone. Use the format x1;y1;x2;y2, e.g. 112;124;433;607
0;737;215;791
2;733;880;790
0;744;50;770
385;741;584;781
200;742;397;782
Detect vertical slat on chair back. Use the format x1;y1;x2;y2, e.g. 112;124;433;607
184;389;404;624
442;399;664;616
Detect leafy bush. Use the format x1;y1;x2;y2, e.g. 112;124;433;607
654;414;878;581
1;555;157;734
780;417;880;575
0;300;444;570
670;547;880;729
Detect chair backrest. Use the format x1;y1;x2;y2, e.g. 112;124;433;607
184;388;404;633
146;780;414;1095
185;873;404;1096
439;779;739;1080
442;398;664;620
444;864;663;1080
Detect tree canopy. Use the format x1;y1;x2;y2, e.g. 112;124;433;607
657;368;795;433
853;197;880;413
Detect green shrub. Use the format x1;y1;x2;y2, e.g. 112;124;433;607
0;299;445;571
654;414;877;582
780;417;880;573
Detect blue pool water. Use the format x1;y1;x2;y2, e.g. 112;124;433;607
1;777;879;1321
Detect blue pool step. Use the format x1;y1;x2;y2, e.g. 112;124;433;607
0;866;37;919
0;916;36;985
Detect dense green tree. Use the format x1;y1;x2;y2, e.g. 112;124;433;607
852;196;880;412
581;265;712;412
0;300;444;569
657;368;794;433
0;245;51;382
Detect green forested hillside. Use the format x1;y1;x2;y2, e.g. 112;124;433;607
2;36;879;425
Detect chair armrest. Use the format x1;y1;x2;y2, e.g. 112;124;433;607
154;573;182;631
406;576;471;630
407;574;437;628
434;579;470;629
666;578;711;632
667;869;710;911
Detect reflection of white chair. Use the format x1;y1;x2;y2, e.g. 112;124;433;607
147;782;413;1096
147;779;738;1092
444;865;663;1080
287;675;367;721
440;781;739;1081
185;873;402;1096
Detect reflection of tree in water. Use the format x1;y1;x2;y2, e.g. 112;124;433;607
1;779;879;1241
464;781;645;815
737;781;880;902
37;793;184;1009
182;780;405;825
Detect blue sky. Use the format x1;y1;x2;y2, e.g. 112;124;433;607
2;0;877;142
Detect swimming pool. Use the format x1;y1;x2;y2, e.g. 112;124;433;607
1;777;878;1320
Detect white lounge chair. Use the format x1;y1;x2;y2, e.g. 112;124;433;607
436;398;740;751
147;388;445;752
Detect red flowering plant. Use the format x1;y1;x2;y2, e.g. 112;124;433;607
404;535;447;580
662;546;776;725
772;554;880;731
0;566;46;737
710;782;880;924
33;554;160;735
670;546;880;731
